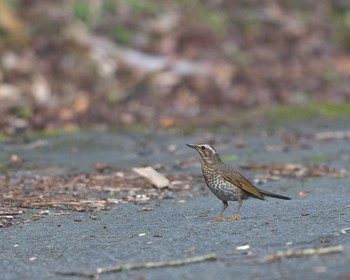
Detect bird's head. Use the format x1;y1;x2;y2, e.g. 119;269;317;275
186;143;220;161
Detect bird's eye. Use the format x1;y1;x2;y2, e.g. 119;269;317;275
201;146;206;150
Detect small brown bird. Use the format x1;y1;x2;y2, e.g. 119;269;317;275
187;143;291;222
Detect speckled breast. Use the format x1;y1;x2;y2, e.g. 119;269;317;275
202;166;242;201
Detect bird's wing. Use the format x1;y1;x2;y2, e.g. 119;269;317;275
222;169;265;200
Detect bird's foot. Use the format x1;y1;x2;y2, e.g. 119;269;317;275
228;215;241;221
209;216;226;222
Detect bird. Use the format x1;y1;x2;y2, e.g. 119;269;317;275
187;143;291;222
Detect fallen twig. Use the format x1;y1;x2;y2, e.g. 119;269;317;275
313;131;350;141
261;245;343;263
28;200;107;207
52;254;218;279
183;213;210;219
183;210;212;219
239;163;348;179
0;211;23;216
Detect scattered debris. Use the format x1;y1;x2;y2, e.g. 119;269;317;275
52;254;218;278
133;166;170;188
0;171;195;227
261;245;343;263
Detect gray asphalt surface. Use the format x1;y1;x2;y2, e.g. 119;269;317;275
1;118;350;279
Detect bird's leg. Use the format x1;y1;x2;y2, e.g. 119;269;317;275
210;201;228;222
229;200;243;221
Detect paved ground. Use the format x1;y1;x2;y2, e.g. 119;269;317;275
0;117;350;279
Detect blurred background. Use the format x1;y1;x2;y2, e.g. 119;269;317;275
1;0;350;135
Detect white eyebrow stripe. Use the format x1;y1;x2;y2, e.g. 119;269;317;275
203;144;217;154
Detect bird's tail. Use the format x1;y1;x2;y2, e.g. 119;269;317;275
259;189;291;200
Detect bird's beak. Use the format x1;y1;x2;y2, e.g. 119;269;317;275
186;143;197;149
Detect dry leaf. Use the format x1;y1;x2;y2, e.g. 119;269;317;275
160;117;177;128
0;1;24;36
133;167;170;188
298;191;307;197
74;95;90;113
